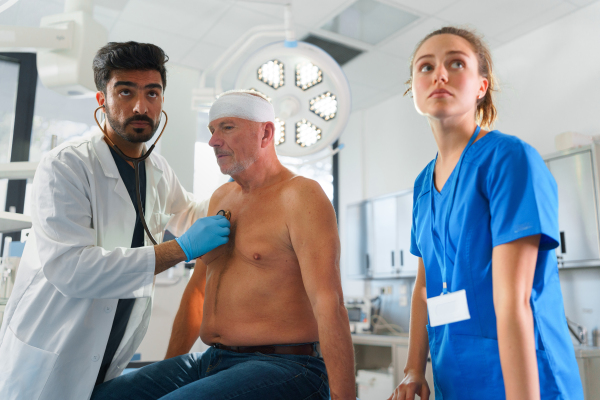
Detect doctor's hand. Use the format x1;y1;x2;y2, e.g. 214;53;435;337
175;215;230;261
388;370;430;400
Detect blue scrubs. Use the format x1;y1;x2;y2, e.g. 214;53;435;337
410;130;583;399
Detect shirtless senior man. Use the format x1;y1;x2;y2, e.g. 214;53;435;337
91;91;355;400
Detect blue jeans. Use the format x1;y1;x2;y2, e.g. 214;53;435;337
91;346;330;400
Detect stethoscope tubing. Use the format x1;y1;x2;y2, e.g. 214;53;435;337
94;105;169;246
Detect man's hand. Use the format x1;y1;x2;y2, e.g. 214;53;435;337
175;215;230;261
388;370;430;400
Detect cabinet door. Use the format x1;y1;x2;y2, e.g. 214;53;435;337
547;151;600;265
397;193;418;276
346;203;368;278
370;197;398;277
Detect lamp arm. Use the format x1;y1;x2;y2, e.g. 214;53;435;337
284;3;296;43
0;23;73;51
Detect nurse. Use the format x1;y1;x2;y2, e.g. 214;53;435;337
388;27;583;400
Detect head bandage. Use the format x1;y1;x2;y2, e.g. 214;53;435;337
209;91;275;124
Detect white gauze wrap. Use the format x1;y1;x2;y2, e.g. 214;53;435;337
209;92;275;124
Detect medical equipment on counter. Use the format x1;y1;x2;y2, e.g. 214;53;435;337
94;105;169;245
345;297;372;334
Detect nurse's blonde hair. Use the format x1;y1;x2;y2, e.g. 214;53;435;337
405;27;498;128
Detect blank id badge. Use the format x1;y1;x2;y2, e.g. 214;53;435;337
427;290;471;327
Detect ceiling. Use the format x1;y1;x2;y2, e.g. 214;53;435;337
0;0;596;111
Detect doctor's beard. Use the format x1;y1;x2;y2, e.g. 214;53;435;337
105;105;158;143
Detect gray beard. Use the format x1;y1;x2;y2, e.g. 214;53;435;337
221;155;259;175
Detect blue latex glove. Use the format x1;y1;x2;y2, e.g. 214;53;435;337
175;215;230;261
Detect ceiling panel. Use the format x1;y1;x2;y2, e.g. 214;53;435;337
343;50;408;90
438;0;565;38
93;5;121;32
0;0;62;27
564;0;599;6
200;6;282;48
118;0;230;41
178;41;226;71
378;17;448;59
494;1;577;44
109;20;196;63
387;0;461;15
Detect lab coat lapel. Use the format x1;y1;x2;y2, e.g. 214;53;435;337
91;132;132;205
144;155;164;228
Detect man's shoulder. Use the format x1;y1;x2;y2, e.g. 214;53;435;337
280;176;328;206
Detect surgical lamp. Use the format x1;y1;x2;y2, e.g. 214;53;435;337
193;1;351;158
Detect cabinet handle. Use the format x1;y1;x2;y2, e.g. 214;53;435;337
560;231;566;254
366;254;370;270
391;251;395;267
400;250;404;266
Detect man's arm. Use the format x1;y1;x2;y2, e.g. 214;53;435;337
165;259;207;359
493;234;541;400
286;178;355;400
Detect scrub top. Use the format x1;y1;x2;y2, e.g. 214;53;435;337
410;131;583;400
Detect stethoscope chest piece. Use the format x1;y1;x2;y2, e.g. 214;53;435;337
217;210;232;220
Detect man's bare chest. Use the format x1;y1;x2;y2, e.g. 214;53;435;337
202;196;295;267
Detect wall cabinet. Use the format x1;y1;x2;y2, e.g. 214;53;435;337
544;145;600;268
346;190;418;279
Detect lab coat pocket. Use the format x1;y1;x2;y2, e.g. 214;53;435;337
0;327;58;400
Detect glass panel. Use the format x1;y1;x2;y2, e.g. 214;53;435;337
320;0;419;45
0;57;19;164
29;78;98;162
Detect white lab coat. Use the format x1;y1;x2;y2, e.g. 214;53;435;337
0;131;208;400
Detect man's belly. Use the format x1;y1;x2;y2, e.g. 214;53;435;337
199;259;319;346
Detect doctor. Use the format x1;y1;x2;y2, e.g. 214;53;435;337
0;41;230;400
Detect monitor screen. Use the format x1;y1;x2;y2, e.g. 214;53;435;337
347;307;362;322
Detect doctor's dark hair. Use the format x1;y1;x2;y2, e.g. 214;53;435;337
404;27;498;128
93;41;169;93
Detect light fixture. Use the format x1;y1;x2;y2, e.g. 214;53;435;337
296;119;322;147
235;41;351;157
274;117;285;145
257;59;284;89
309;92;337;121
296;62;322;91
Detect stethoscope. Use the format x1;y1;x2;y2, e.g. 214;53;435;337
94;105;168;245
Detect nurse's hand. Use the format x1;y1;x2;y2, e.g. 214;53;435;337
175;215;230;261
388;370;430;400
